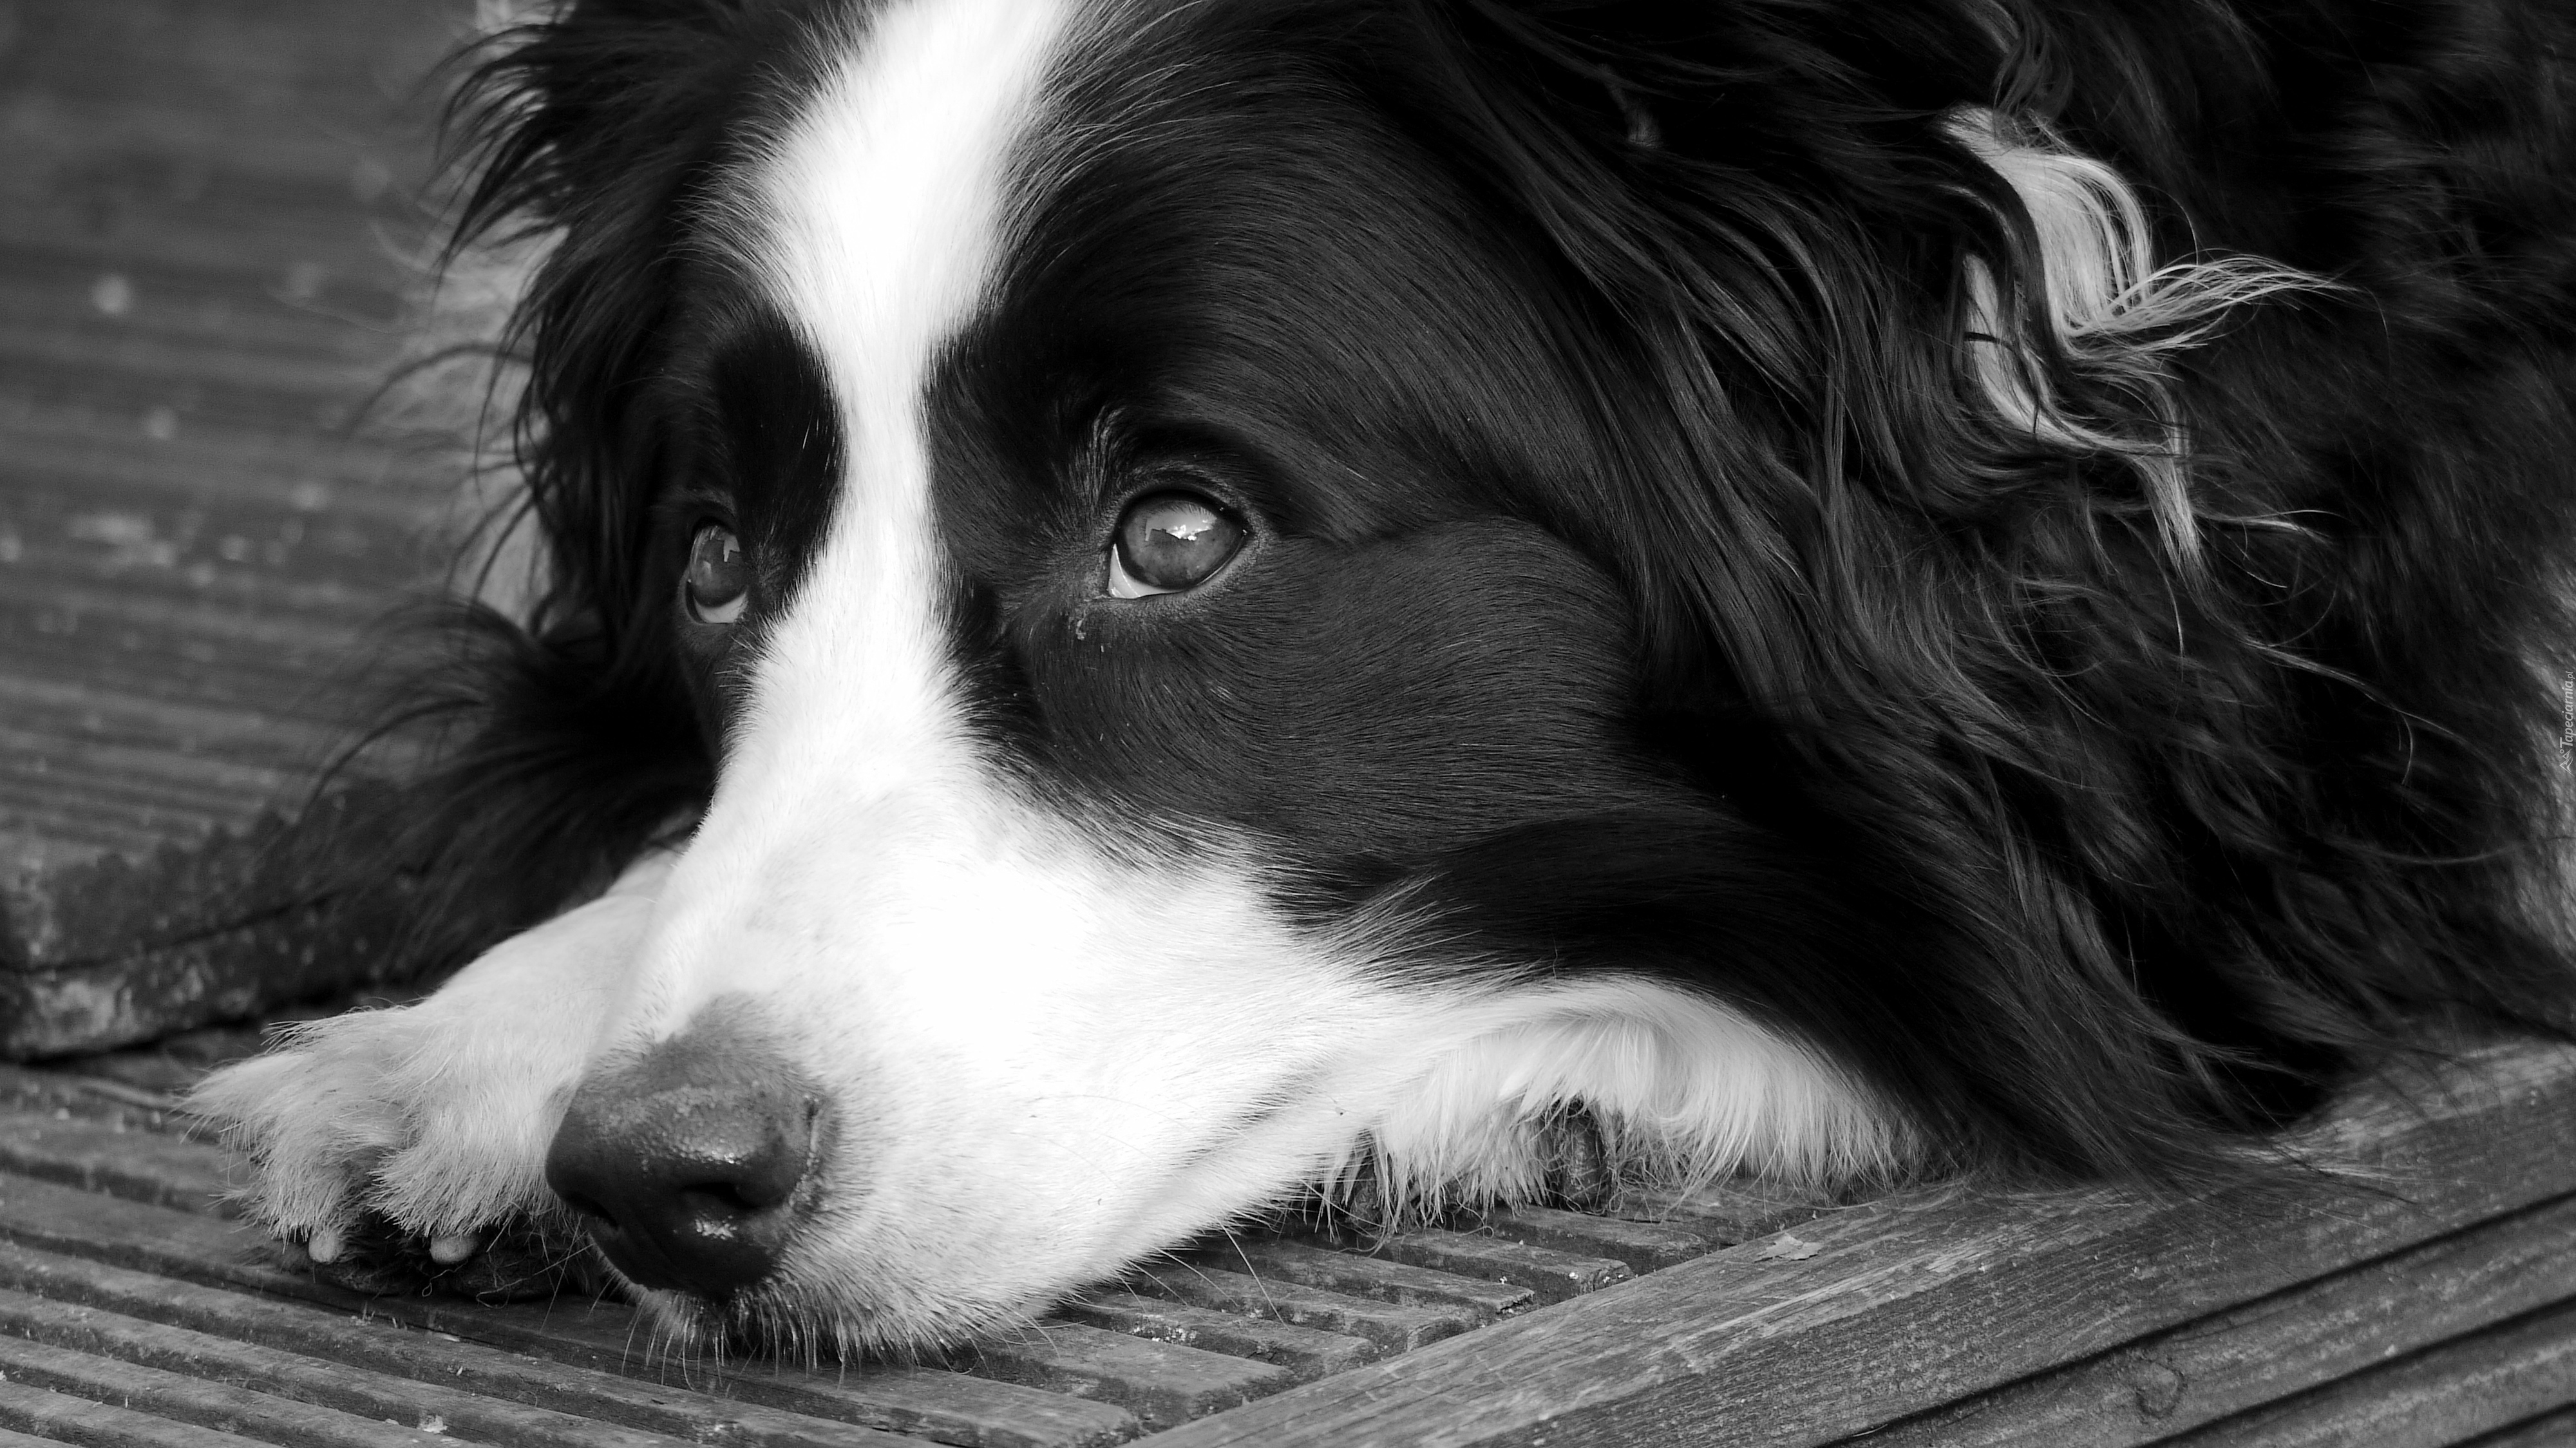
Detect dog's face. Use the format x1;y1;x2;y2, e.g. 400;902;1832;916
478;0;2363;1351
527;0;1891;1348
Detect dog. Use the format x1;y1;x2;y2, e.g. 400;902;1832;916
194;0;2576;1355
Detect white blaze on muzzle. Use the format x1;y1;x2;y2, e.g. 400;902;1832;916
553;0;1387;1340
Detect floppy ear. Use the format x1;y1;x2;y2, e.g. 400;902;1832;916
447;0;799;633
1444;0;2324;572
345;0;783;986
1429;0;2373;1165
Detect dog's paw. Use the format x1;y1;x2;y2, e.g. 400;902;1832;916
189;1004;585;1300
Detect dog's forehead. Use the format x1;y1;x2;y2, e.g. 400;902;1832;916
730;0;1074;443
713;0;1595;533
678;0;1648;877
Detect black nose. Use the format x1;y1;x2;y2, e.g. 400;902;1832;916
544;1017;822;1300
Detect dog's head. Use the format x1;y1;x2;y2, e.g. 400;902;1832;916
440;0;2334;1349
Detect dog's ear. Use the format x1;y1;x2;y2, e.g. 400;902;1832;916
450;0;781;244
358;0;760;982
442;0;806;640
1438;0;2322;569
1431;1;2365;1156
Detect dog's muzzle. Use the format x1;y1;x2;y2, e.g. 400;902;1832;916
544;1015;825;1300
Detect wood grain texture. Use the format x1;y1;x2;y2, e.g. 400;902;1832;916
0;1333;453;1448
1368;1228;1634;1306
1212;1240;1536;1319
0;1375;264;1448
1476;1206;1716;1273
1859;1192;2576;1447
0;1101;231;1212
0;1288;707;1448
1126;1262;1480;1354
957;1325;1300;1433
0;1241;927;1448
2161;1300;2576;1448
1149;1040;2576;1448
0;0;477;1056
2459;1405;2576;1447
0;1167;1146;1448
1055;1291;1381;1382
0;1060;1719;1447
0;0;466;855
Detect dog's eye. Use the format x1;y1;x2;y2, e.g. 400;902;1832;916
1107;492;1245;598
683;522;750;625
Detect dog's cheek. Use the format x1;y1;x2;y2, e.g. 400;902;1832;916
1021;517;1653;866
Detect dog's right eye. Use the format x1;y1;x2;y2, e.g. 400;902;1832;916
683;522;750;625
1107;492;1245;598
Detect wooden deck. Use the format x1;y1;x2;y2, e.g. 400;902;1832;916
3;0;2575;1443
0;0;466;1058
0;1043;2570;1447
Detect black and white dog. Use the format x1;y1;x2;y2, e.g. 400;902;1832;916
198;0;2576;1354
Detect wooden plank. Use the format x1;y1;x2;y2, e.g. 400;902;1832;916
1052;1293;1376;1382
1860;1191;2576;1446
1208;1242;1534;1319
1367;1228;1633;1306
0;1172;1139;1448
953;1322;1297;1432
0;1377;262;1448
1475;1207;1714;1273
0;1063;194;1116
0;0;475;1055
2161;1299;2576;1447
0;1243;925;1448
1125;1264;1479;1355
2459;1405;2576;1447
0;1147;1435;1442
0;786;422;1060
0;1335;449;1448
0;1104;232;1213
1605;1180;1846;1245
1146;1038;2576;1448
0;1288;720;1448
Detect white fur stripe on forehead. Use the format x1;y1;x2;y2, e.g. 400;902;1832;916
726;0;1072;757
748;0;1070;356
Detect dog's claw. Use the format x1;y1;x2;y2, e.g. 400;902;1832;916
428;1232;483;1265
306;1225;346;1264
1538;1101;1613;1210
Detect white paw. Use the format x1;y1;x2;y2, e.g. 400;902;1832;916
186;866;666;1293
190;1004;560;1261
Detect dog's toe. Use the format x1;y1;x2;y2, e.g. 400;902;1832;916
191;1039;406;1248
305;1213;598;1302
188;1005;574;1294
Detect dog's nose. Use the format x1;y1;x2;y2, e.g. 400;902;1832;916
544;1018;822;1299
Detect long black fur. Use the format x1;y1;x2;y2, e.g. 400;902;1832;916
383;0;2576;1191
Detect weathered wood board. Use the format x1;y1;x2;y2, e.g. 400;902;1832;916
1;1043;2571;1447
0;0;475;1056
1142;1039;2576;1448
0;1061;1803;1447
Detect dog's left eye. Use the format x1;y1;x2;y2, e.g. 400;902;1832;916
683;522;750;625
1106;492;1245;598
